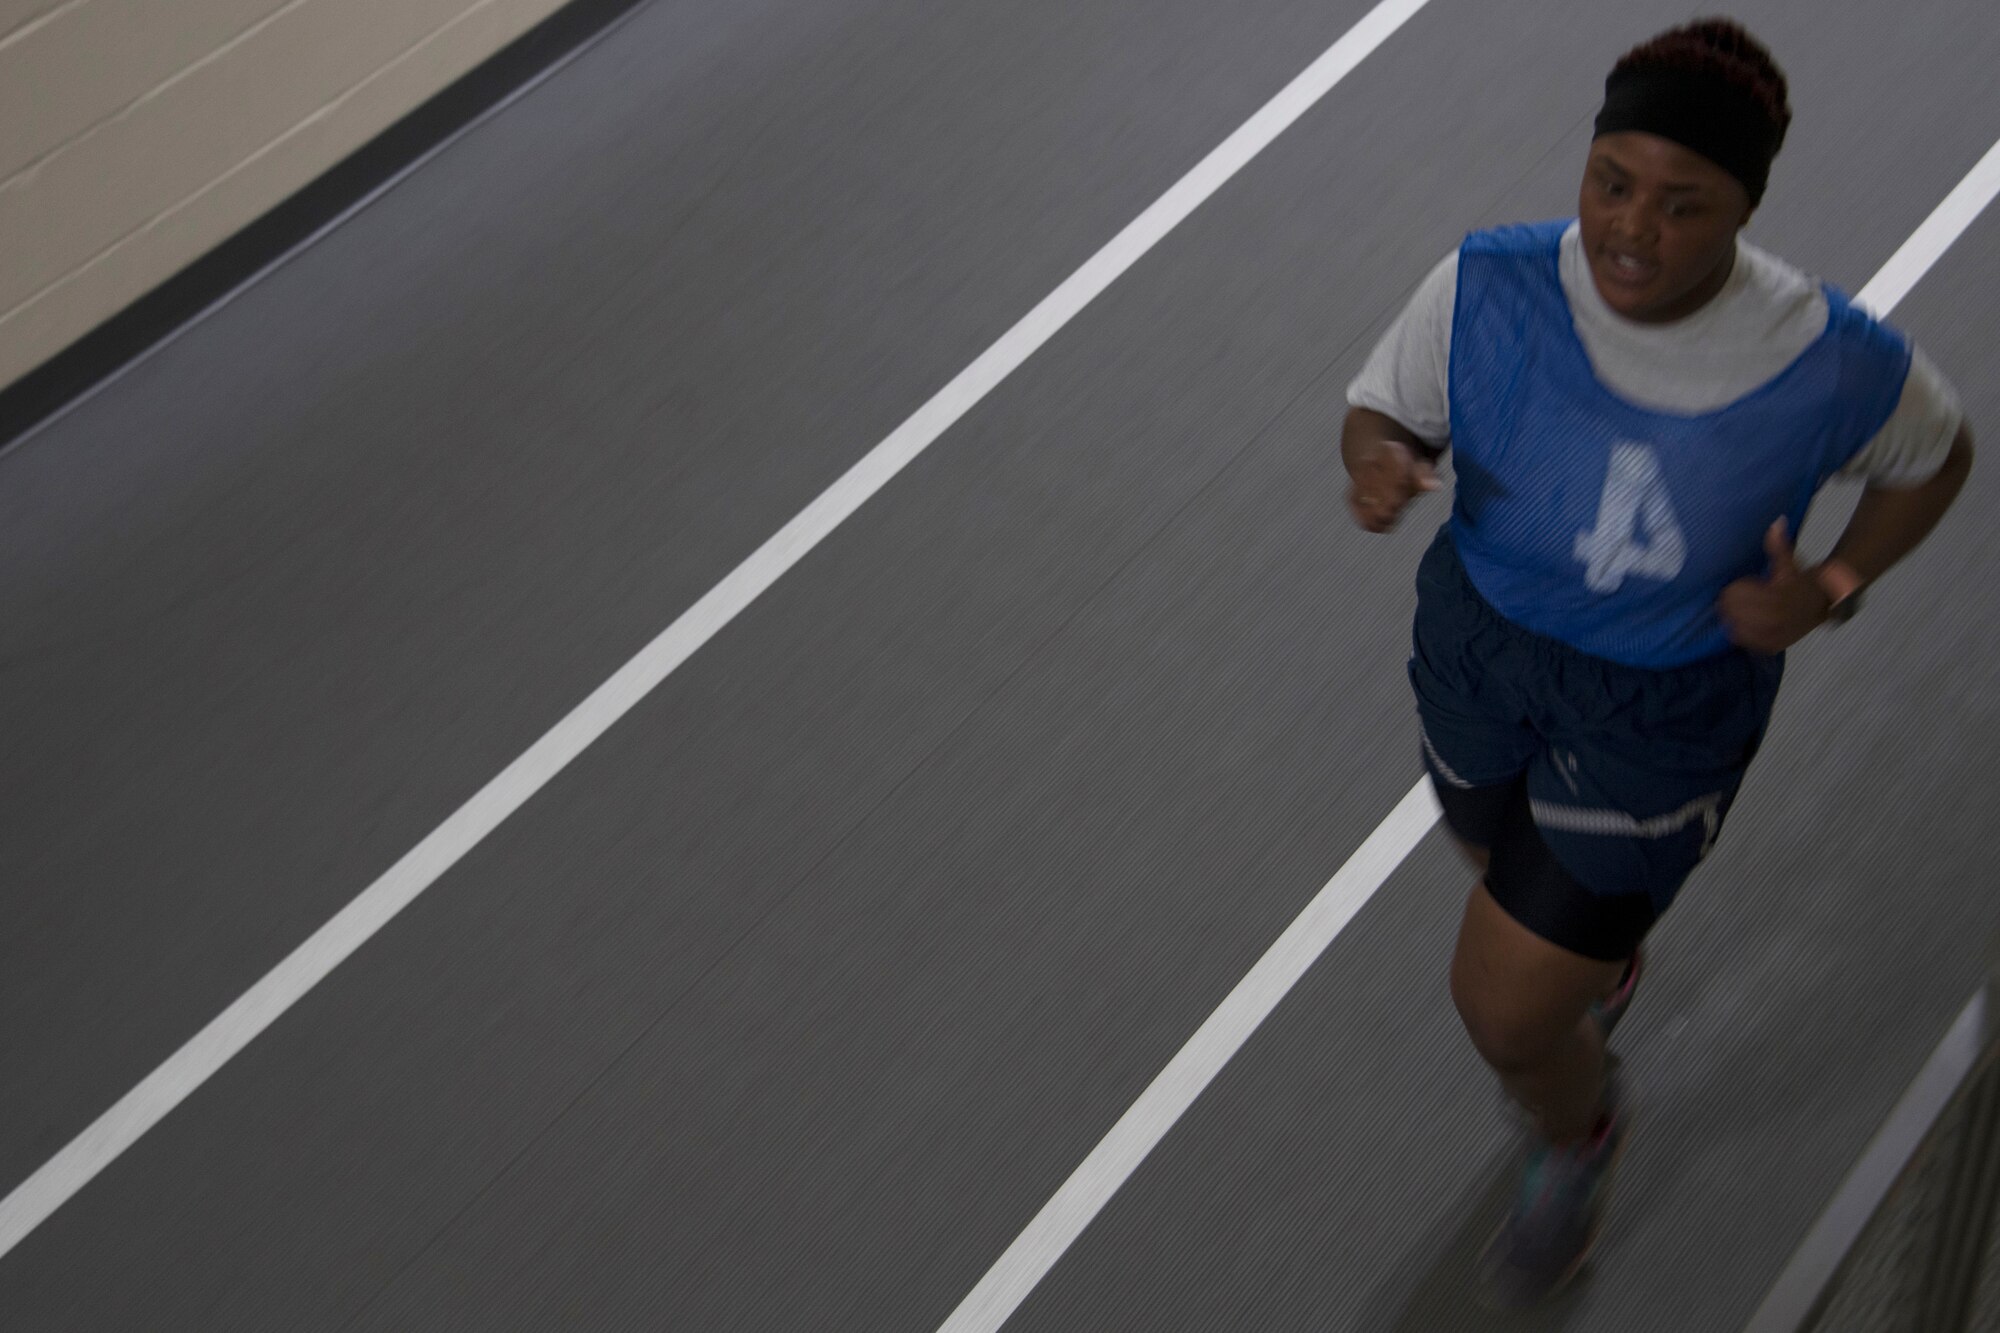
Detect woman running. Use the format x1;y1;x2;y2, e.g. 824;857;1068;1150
1341;17;1974;1307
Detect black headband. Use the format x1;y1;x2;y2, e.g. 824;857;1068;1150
1593;65;1783;204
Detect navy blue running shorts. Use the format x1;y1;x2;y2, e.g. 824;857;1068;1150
1409;525;1783;962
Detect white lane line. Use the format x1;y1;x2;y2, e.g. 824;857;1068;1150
939;780;1442;1333
1856;134;2000;314
935;134;2000;1333
1742;985;1993;1333
0;0;1436;1262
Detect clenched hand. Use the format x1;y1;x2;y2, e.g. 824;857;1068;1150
1348;439;1440;533
1717;518;1832;654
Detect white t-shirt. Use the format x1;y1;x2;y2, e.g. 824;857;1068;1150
1347;222;1963;485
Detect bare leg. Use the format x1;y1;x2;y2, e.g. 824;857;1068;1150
1450;881;1626;1143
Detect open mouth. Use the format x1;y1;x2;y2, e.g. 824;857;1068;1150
1599;250;1660;288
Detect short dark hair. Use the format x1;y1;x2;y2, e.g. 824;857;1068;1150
1610;18;1792;153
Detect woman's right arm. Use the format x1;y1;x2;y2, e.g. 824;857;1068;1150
1343;408;1440;533
1342;251;1457;532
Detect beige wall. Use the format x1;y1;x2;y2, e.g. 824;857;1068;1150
0;0;574;391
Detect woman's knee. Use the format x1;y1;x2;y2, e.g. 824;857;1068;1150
1449;880;1622;1069
1449;955;1568;1072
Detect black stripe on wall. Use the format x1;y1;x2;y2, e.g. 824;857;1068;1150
0;0;649;454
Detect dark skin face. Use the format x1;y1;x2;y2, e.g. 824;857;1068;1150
1578;131;1755;323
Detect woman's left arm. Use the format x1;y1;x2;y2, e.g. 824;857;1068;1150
1718;424;1975;653
1824;423;1975;582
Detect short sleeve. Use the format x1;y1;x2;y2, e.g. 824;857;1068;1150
1345;251;1457;448
1838;346;1964;486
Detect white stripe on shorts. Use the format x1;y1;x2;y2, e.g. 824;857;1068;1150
1529;792;1721;839
1418;720;1476;790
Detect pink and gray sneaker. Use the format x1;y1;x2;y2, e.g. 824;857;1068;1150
1590;947;1643;1040
1477;1062;1631;1309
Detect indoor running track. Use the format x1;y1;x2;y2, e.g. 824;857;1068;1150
3;0;1998;1328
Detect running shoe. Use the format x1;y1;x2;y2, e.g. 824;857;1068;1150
1475;1065;1629;1309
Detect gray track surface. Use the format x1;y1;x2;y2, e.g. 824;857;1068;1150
2;0;1996;1328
